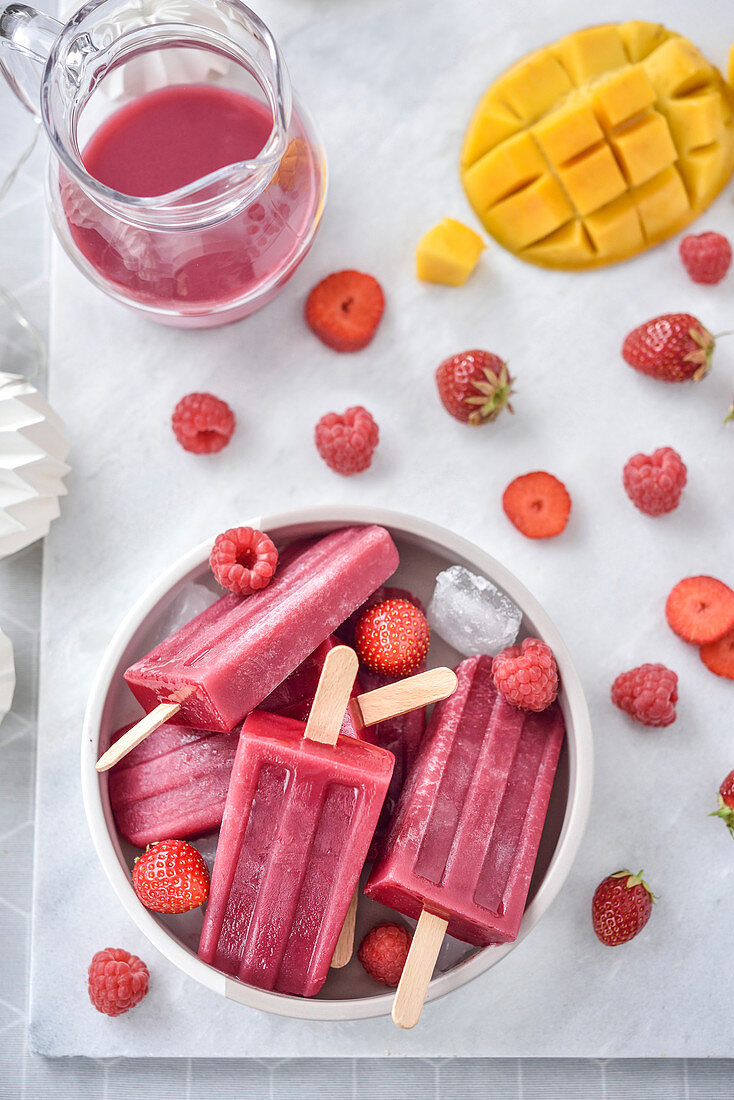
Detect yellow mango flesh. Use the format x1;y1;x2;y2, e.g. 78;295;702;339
416;218;485;286
460;22;734;270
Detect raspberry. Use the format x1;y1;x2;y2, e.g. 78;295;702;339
88;948;149;1017
435;349;514;425
502;471;571;539
679;231;732;285
492;637;558;711
210;527;278;595
315;406;378;475
665;576;734;645
305;270;385;352
358;923;411;986
611;663;678;727
700;628;734;680
622;446;687;516
171;392;235;454
355;598;430;677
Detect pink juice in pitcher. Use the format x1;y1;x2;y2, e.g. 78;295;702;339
62;84;322;322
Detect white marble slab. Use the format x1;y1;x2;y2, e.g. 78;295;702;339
30;0;734;1058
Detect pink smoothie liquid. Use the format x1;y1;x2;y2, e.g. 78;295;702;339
63;84;320;317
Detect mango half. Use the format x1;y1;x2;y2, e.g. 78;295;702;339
461;22;734;270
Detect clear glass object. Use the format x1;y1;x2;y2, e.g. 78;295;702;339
0;1;327;328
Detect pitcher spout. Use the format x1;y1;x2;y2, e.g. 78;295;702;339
0;3;62;117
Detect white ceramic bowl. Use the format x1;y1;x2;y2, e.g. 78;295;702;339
82;505;593;1021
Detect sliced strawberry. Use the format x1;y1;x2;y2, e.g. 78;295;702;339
502;471;571;539
665;576;734;645
700;627;734;679
305;270;385;352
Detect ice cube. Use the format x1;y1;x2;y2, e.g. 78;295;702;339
155;581;219;643
428;565;522;657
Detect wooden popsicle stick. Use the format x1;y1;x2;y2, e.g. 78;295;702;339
392;908;449;1029
303;645;359;746
95;701;181;772
330;889;358;968
302;646;360;970
354;667;458;729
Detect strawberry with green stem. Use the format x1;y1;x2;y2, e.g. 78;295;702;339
710;770;734;837
591;870;655;946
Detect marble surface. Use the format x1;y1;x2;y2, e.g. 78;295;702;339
14;0;734;1069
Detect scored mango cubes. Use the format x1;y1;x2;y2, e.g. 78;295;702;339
416;218;485;286
460;21;734;270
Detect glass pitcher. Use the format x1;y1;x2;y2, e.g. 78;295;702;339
0;1;326;327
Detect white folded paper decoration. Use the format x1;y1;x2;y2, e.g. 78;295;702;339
0;373;71;559
0;627;15;724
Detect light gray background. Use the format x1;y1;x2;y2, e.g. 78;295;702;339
2;0;734;1093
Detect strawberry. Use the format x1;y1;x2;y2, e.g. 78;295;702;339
622;313;714;382
709;770;734;836
132;839;209;914
591;870;654;946
679;231;732;285
665;576;734;645
355;598;430;677
435;349;514;425
700;627;734;679
305;270;385;352
502;471;571;539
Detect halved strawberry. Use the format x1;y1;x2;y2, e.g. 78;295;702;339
665;576;734;645
502;471;571;539
700;627;734;679
305;270;385;352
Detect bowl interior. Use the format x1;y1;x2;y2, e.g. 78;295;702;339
91;515;579;1012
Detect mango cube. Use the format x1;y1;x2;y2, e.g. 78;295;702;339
666;93;727;152
552;26;627;83
463;131;545;211
416;219;485;286
485;176;573;250
558;145;627;215
632;167;689;239
492;49;572;121
620;21;668;63
643;37;713;97
591;66;656;130
611;112;677;186
461;96;522;168
533;100;603;165
584;194;644;257
521;221;594;266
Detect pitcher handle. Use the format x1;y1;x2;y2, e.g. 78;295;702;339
0;3;62;118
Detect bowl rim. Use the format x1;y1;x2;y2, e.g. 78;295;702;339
81;504;593;1022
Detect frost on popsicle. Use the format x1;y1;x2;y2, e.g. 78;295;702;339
428;565;521;657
